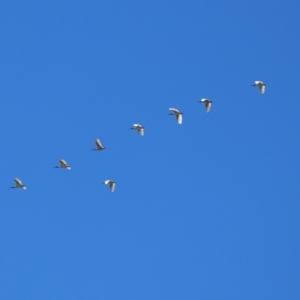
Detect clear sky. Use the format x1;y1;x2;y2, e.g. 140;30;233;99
0;1;299;299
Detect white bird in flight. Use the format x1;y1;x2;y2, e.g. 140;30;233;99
199;98;212;113
92;139;106;151
169;108;183;124
54;159;71;170
103;180;116;192
10;178;26;190
130;124;144;136
252;81;266;94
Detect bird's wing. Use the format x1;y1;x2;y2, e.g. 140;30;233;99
177;114;183;124
255;81;261;85
139;127;144;136
169;108;179;114
14;178;22;186
206;102;212;112
133;124;141;128
110;182;116;192
260;85;265;94
201;98;209;103
104;180;111;185
60;159;68;167
96;139;103;149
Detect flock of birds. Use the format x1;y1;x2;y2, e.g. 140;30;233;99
9;81;266;193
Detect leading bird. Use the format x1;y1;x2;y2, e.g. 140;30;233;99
252;81;266;94
10;178;26;190
103;180;116;193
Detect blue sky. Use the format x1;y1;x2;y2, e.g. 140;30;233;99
0;1;299;299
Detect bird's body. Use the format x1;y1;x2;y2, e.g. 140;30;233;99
199;98;212;113
104;180;116;192
131;124;144;136
169;108;183;124
54;159;71;170
252;81;266;94
10;178;26;190
93;139;106;150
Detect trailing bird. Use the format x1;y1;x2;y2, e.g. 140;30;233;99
199;98;212;113
130;124;144;136
169;108;183;124
54;159;71;170
103;180;116;192
10;178;26;190
252;81;266;94
92;139;106;151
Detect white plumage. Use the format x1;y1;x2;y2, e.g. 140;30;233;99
169;108;183;124
10;178;26;190
93;139;106;150
199;98;212;113
252;81;266;94
131;124;144;136
104;180;116;192
55;159;71;170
